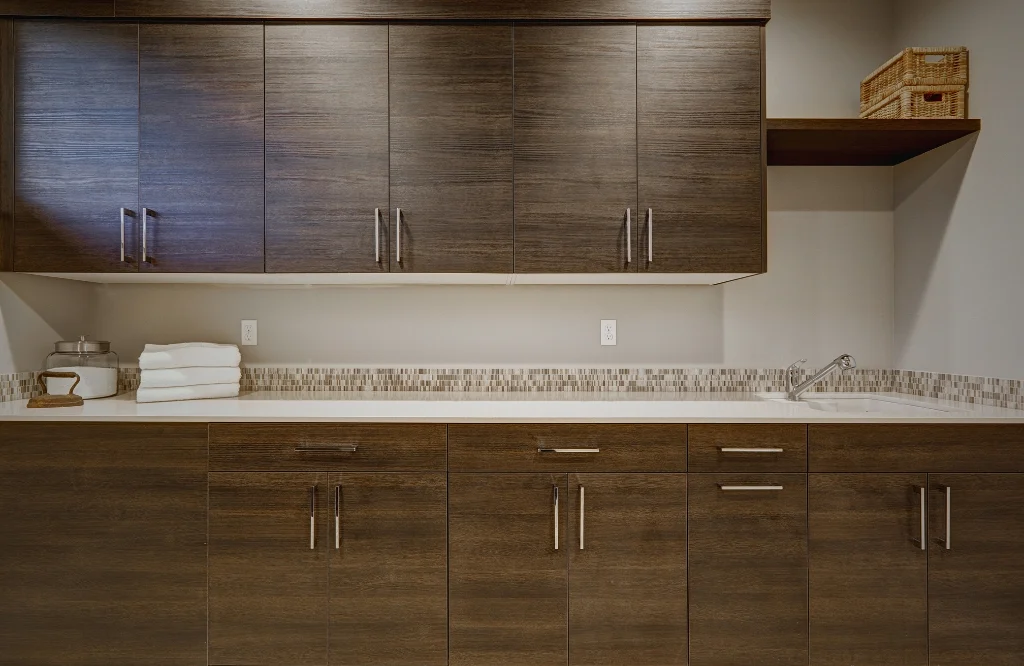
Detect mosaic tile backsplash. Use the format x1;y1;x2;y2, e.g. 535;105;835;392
3;367;1021;411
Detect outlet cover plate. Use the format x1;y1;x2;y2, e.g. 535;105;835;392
241;320;258;346
601;319;617;346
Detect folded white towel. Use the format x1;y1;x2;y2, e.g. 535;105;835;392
139;343;241;370
136;382;240;404
139;366;242;389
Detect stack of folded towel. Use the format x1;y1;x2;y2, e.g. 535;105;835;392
137;343;242;404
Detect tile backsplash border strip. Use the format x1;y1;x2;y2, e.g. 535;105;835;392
2;367;1021;411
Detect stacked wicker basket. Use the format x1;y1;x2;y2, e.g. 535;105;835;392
860;47;969;119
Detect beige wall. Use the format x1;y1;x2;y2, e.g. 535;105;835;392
0;274;96;374
893;0;1024;379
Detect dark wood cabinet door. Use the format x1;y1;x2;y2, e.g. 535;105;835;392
449;473;568;666
638;25;764;274
329;473;447;665
208;473;329;666
0;423;207;666
808;474;928;666
389;24;513;273
688;474;808;666
139;23;264;272
266;24;390;273
514;25;638;274
14;21;139;272
569;474;687;666
929;474;1024;666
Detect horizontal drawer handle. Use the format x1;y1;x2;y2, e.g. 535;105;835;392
718;447;785;454
718;484;784;492
538;448;600;454
295;445;359;453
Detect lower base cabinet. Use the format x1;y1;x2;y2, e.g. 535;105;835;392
0;423;208;666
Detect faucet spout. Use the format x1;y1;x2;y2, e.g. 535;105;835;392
786;354;857;401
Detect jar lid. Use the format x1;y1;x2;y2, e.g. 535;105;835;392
54;336;111;354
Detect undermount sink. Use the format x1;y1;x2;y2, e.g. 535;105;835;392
762;395;956;415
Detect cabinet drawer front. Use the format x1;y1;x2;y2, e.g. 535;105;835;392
210;424;447;471
689;424;806;472
809;425;1024;473
448;424;686;472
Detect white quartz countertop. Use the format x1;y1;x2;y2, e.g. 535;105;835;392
1;391;1022;423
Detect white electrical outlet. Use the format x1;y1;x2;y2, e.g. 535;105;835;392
241;320;258;346
600;320;617;346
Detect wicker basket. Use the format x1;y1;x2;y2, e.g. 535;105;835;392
861;84;967;120
861;47;969;115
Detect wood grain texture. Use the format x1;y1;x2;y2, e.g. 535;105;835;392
329;473;447;666
208;473;328;666
139;23;264;273
0;423;208;666
449;473;568;666
638;25;764;274
569;474;687;666
448;424;686;472
112;0;769;19
513;24;637;274
808;474;928;666
928;474;1024;666
0;0;113;16
688;474;808;666
14;21;139;272
768;118;981;166
389;25;513;273
809;424;1024;473
689;423;806;472
266;24;390;273
210;423;447;472
0;18;12;271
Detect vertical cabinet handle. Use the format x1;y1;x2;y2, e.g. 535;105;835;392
579;485;585;551
915;486;927;551
309;485;316;551
395;208;402;264
374;208;381;264
625;209;632;264
140;208;149;263
647;208;653;263
119;208;129;263
939;486;951;550
553;485;559;551
334;485;341;551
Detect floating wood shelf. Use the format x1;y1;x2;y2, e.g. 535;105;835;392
767;118;981;166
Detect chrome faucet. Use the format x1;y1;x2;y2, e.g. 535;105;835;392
786;354;857;401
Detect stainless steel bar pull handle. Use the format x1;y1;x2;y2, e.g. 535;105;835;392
647;208;653;263
538;448;601;454
719;484;785;491
579;485;585;551
939;486;951;550
920;486;928;550
140;208;149;263
395;208;402;264
334;485;341;551
625;208;632;264
295;445;359;453
374;208;382;264
120;208;128;263
309;485;317;551
553;486;560;551
718;447;785;454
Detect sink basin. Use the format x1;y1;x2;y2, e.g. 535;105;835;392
761;395;955;415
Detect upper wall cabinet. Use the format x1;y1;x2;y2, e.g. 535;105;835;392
0;1;114;17
265;24;390;274
14;21;139;272
389;25;513;273
139;24;265;273
638;25;765;274
514;25;638;274
108;0;769;20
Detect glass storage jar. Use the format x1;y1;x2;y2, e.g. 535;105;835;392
43;336;119;399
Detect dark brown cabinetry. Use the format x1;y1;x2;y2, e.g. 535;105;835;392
389;24;513;273
928;474;1024;666
808;474;928;666
14;21;140;272
0;423;208;666
139;23;265;272
513;25;638;273
265;24;390;273
688;473;808;666
638;25;765;274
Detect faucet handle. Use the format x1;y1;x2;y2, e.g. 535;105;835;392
786;359;807;373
